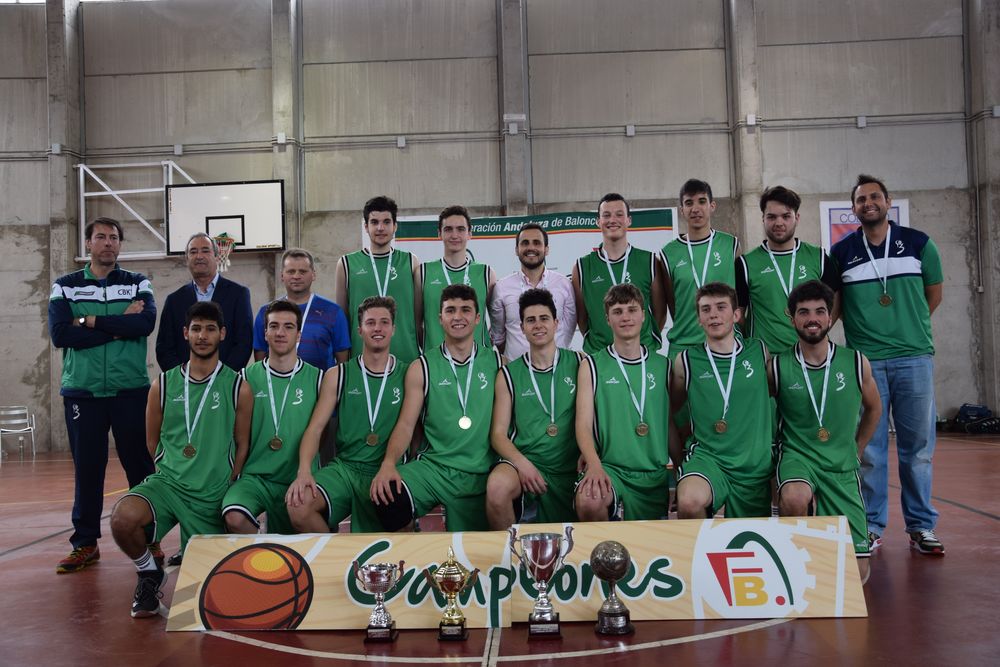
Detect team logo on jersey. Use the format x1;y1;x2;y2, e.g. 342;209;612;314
438;378;452;387
699;370;714;380
563;376;576;393
172;394;186;402
895;240;905;255
255;390;268;398
355;267;368;276
591;275;605;284
391;387;401;404
797;265;808;280
348;388;362;396
676;259;688;267
211;391;221;410
761;266;775;274
788;382;804;391
622;271;632;283
292;388;304;405
604;376;621;385
847;255;863;266
520;389;536;398
478;372;489;390
647;372;656;390
743;360;754;378
835;372;846;391
713;252;722;267
72;404;80;420
388;266;399;281
430;278;442;286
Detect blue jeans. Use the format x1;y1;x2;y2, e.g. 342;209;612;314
861;355;938;535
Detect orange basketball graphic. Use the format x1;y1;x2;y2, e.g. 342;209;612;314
199;543;314;630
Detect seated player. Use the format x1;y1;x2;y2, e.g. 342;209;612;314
371;284;503;532
222;300;322;534
771;280;882;583
486;288;581;529
670;283;774;518
110;302;251;617
286;296;407;533
575;284;671;521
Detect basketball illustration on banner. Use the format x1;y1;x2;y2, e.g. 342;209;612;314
198;543;314;630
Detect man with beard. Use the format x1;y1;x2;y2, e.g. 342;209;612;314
830;174;944;556
490;223;576;360
736;186;840;354
770;280;881;583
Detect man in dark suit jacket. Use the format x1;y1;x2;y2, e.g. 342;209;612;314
156;232;253;373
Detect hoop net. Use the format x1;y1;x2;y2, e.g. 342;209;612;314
213;234;236;272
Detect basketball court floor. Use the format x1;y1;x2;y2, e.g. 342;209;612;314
1;433;997;666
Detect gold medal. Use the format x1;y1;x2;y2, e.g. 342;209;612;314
817;427;831;442
269;436;283;451
458;415;472;430
545;423;559;437
714;419;728;434
365;432;379;446
183;443;196;458
879;293;892;307
635;422;649;437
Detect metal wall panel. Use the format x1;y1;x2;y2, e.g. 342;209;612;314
0;6;46;78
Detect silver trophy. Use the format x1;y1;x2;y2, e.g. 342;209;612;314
509;526;574;637
352;560;404;642
590;540;635;635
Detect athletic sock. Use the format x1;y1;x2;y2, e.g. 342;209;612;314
133;549;159;572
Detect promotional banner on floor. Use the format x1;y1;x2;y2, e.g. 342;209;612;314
166;517;866;631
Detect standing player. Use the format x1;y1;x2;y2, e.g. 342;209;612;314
253;248;350;370
573;193;667;355
772;280;882;583
830;174;945;555
223;300;323;534
575;284;671;521
370;285;502;532
737;186;840;353
489;223;577;360
662;180;739;355
487;289;581;529
110;302;251;617
420;205;496;350
335;195;421;362
670;283;773;519
286;296;407;534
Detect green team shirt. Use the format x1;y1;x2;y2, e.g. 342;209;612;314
738;240;826;354
335;354;408;469
588;345;671;473
501;349;581;477
773;343;863;473
663;231;739;350
422;259;491;350
156;363;241;501
577;245;659;355
240;359;323;483
682;338;772;480
343;248;420;362
418;343;501;474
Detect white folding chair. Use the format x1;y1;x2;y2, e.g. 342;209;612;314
0;405;36;464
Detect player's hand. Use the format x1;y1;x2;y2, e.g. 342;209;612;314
577;463;612;500
371;463;403;506
516;459;547;495
286;472;317;507
123;299;144;315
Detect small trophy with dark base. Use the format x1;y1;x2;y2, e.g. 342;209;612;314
353;560;404;642
424;547;479;641
509;526;574;638
590;540;635;635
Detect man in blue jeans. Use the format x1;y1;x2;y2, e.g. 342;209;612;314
831;174;944;555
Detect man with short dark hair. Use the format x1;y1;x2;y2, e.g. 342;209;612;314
49;217;158;574
830;174;945;555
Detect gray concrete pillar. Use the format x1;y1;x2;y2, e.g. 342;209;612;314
497;0;530;215
271;0;300;252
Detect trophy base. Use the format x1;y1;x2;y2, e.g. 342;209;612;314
364;621;399;643
527;613;561;639
595;609;634;635
438;621;469;641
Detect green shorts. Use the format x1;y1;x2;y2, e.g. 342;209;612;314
315;459;381;533
777;452;870;556
578;465;669;521
222;475;294;534
399;458;488;531
124;473;225;545
679;449;770;518
496;460;577;524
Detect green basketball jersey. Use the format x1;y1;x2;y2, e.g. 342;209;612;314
422;259;491;350
343;248;419;362
502;349;581;476
157;363;241;500
418;342;501;474
588;345;671;473
739;240;825;354
663;231;738;350
335;354;408;468
240;359;323;483
681;338;772;480
577;245;659;355
774;343;863;472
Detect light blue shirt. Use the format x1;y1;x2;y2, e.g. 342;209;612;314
193;273;219;302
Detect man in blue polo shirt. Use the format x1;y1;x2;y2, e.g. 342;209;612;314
830;174;944;556
253;248;350;370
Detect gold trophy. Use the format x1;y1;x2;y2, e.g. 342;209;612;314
424;547;479;640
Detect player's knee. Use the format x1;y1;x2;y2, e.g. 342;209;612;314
778;484;812;516
574;493;610;522
110;497;146;535
223;509;257;534
486;473;518;508
373;487;414;532
287;496;325;530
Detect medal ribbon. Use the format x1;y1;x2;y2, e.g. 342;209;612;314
264;358;298;439
611;346;647;424
361;355;392;435
368;248;395;297
526;348;559;423
862;224;891;296
444;343;477;419
705;340;738;421
599;244;631;286
765;240;799;297
685;229;716;288
796;342;833;430
441;259;471;287
184;361;222;445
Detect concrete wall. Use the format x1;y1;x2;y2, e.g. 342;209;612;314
0;0;991;451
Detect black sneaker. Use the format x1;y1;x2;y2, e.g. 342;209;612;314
868;531;882;551
131;569;167;618
166;551;183;567
909;529;945;556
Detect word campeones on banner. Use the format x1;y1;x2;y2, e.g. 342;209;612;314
166;517;866;631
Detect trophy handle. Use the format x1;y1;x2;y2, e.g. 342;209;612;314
423;567;440;592
508;527;523;566
557;525;575;571
393;560;405;584
352;560;362;585
465;568;480;592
